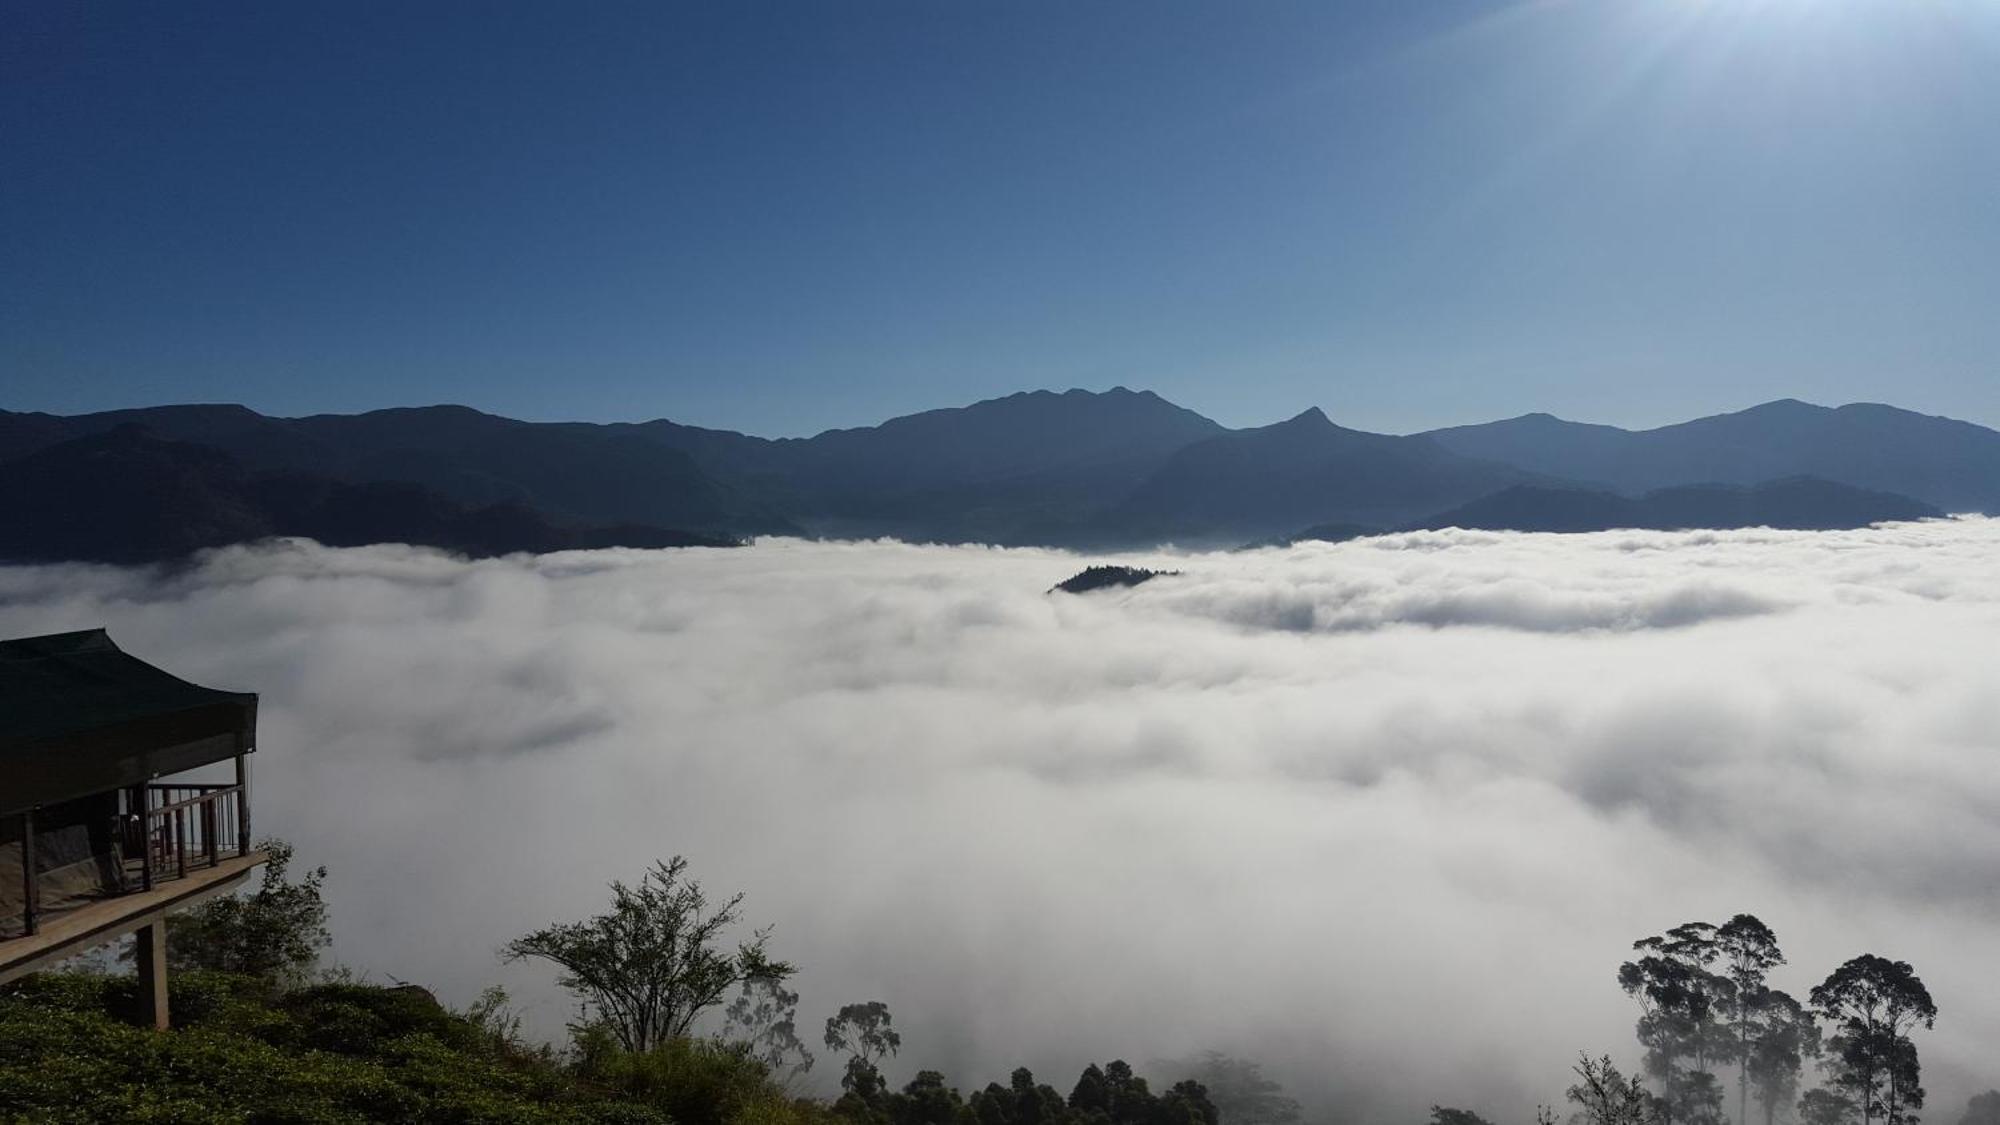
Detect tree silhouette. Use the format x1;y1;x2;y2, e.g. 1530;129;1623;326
827;1000;903;1094
1810;956;1936;1125
1168;1053;1301;1125
1621;922;1728;1125
1956;1092;2000;1125
1716;915;1786;1125
1746;989;1819;1125
722;973;814;1083
157;838;329;986
1563;1054;1662;1125
1799;1088;1858;1125
501;856;792;1053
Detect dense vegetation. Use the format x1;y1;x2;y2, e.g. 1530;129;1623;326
1050;566;1177;594
2;852;1990;1125
1615;916;1937;1125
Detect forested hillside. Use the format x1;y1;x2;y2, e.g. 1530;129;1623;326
2;849;1981;1125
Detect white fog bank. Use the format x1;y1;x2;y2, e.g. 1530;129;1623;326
2;519;1996;1124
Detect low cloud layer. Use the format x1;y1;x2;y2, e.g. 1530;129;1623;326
4;520;1997;1123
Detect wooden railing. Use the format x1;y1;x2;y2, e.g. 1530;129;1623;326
133;784;250;892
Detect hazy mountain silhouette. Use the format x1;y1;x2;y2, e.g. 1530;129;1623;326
0;404;794;538
1249;522;1380;549
1425;400;2000;513
626;386;1226;542
1409;477;1943;534
0;427;736;564
2;390;1992;555
1104;408;1537;546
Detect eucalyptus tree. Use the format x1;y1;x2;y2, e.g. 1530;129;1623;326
1747;990;1819;1125
827;1000;903;1093
723;974;815;1083
1716;915;1786;1125
1810;956;1936;1125
1621;922;1729;1125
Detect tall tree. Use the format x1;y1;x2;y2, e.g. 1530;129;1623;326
1746;990;1819;1125
1716;916;1786;1125
501;856;793;1053
1810;956;1936;1125
891;1070;972;1125
722;974;814;1083
826;1001;903;1093
1621;922;1728;1125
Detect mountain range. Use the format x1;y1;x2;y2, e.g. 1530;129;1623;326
1;389;1987;563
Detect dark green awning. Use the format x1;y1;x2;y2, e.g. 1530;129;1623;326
0;629;256;815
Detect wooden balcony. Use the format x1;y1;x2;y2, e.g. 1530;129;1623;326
0;849;266;987
6;778;258;961
2;627;267;1025
123;782;251;891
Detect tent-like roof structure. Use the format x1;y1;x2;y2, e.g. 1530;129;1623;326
0;629;256;815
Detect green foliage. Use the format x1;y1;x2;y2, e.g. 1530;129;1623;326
503;856;795;1053
162;838;331;986
725;976;815;1084
1562;1054;1661;1125
826;1001;901;1094
582;1034;807;1125
0;970;667;1124
1165;1053;1301;1125
818;1058;1216;1125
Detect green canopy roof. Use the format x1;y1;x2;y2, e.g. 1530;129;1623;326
0;629;256;815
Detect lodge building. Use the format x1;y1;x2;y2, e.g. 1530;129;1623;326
1;628;267;1027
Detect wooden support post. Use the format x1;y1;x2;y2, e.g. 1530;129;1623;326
201;798;218;867
19;810;36;937
139;788;155;893
134;919;170;1030
235;753;251;855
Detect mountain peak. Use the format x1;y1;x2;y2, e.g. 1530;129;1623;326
1741;398;1828;416
1281;406;1332;427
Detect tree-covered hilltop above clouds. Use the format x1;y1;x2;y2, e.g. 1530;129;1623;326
3;851;1986;1125
2;389;1987;562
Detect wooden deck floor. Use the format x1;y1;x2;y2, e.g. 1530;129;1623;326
0;850;267;985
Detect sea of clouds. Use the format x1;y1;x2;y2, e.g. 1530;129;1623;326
3;519;1997;1124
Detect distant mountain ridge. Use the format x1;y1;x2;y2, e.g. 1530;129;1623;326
1424;399;2000;514
1098;407;1545;545
1;390;1983;562
1407;478;1944;535
0;427;736;564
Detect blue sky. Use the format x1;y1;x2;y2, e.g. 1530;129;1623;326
4;1;1997;436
